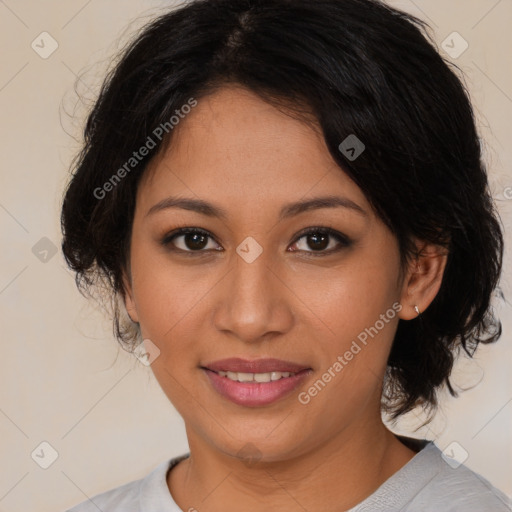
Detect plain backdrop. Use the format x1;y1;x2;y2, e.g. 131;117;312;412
0;1;511;511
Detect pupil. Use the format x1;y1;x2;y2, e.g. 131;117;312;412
186;233;207;250
308;233;328;251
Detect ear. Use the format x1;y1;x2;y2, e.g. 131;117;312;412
398;240;449;320
121;268;139;324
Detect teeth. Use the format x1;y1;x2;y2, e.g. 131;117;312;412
217;370;295;382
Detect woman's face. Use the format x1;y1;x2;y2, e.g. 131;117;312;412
124;85;411;462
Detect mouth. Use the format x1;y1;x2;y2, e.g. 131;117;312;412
200;358;312;407
202;357;311;374
208;369;301;383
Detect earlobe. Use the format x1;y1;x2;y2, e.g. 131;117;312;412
398;241;449;320
121;270;139;324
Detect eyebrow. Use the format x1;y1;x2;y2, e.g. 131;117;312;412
145;195;368;220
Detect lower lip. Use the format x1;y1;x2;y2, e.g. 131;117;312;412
203;368;312;407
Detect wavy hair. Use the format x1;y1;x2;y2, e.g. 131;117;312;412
61;0;504;418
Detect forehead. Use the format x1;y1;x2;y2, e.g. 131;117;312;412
137;86;369;215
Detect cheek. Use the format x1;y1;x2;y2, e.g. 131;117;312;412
303;255;399;342
301;265;400;411
129;244;211;341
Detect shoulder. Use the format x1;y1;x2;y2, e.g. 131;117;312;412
65;475;143;512
350;441;512;512
416;445;512;511
64;454;189;512
406;443;512;512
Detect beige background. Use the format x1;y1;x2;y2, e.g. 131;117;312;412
0;1;511;511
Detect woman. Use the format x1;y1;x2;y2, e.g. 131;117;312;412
61;0;510;510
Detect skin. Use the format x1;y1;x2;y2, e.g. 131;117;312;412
123;85;448;511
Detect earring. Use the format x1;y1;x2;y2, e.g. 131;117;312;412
414;305;421;316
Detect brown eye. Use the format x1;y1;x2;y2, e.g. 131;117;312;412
290;227;352;255
162;228;221;252
180;232;209;250
303;232;330;251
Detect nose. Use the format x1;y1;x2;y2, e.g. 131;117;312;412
212;248;295;344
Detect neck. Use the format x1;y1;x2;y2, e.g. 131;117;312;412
168;420;416;512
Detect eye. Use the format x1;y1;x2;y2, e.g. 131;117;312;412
161;226;352;256
161;228;221;253
289;227;352;255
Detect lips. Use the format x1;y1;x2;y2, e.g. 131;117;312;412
200;357;313;406
202;357;310;374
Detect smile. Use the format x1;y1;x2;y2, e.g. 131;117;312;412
202;367;312;407
215;370;296;382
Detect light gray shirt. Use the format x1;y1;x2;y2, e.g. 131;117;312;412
65;442;512;511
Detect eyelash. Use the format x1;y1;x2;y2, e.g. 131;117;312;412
160;226;352;257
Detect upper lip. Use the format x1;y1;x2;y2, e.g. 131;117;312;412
203;358;311;374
